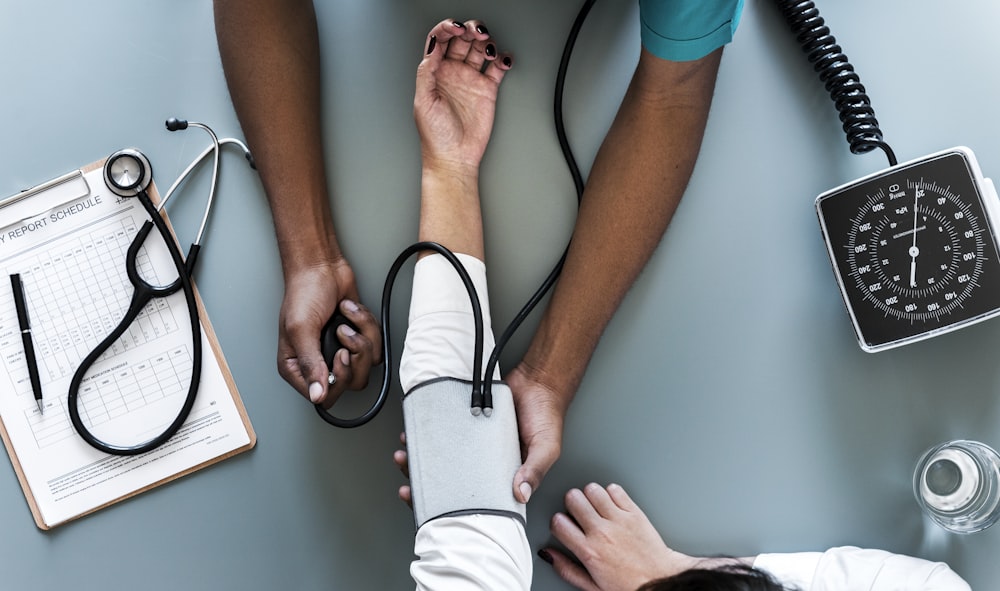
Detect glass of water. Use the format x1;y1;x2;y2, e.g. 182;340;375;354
913;439;1000;534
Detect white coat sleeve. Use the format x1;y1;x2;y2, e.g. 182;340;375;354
753;546;971;591
412;515;532;591
402;253;531;591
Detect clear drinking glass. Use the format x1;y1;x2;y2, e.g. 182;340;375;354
913;439;1000;534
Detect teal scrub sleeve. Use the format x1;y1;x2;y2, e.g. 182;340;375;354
639;0;744;62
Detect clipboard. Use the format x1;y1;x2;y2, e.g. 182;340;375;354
0;158;256;529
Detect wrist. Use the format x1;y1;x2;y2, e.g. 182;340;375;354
421;156;481;186
277;231;344;279
689;556;756;571
420;165;480;207
511;356;577;417
518;320;593;407
662;550;701;576
264;184;344;277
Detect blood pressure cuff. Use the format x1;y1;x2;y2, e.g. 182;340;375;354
403;377;525;530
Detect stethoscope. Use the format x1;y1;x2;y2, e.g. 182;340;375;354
68;118;254;456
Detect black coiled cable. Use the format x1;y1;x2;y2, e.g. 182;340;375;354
774;0;897;166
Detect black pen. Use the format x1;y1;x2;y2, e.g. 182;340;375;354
9;273;43;413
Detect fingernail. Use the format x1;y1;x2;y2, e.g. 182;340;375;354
339;349;351;367
485;44;496;58
308;381;323;403
476;24;489;35
502;56;512;68
426;36;436;55
452;21;464;28
537;549;553;565
519;482;532;503
342;299;359;313
340;323;356;337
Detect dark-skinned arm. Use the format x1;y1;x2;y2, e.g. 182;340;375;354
213;0;380;406
508;47;724;502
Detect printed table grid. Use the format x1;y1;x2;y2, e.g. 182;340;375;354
18;218;180;382
0;214;187;445
25;345;193;448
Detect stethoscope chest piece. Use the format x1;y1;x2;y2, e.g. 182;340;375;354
104;148;153;197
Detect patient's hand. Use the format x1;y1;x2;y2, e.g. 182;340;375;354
414;18;512;177
392;431;413;507
541;483;699;591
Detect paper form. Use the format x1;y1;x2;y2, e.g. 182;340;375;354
0;165;254;529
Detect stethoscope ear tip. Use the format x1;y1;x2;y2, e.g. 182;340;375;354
245;152;257;170
165;118;189;132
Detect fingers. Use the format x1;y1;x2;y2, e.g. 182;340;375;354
580;482;620;520
279;299;380;408
318;349;346;409
278;314;329;404
393;449;409;479
484;53;513;84
395;432;412;507
605;482;640;512
507;367;565;503
444;19;486;61
328;298;381;391
512;431;561;503
547;483;690;587
398;485;412;508
341;298;382;364
563;487;604;532
459;20;493;69
549;511;587;562
419;18;510;74
464;39;496;72
421;19;471;67
416;19;469;99
563;484;632;533
540;548;601;591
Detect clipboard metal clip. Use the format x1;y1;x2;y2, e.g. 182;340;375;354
0;170;92;230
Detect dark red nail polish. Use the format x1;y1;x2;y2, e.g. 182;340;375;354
537;549;553;565
476;25;489;35
426;36;436;55
452;21;464;28
502;56;512;67
485;44;496;58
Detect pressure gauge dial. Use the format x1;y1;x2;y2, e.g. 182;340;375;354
104;148;152;197
817;147;1000;352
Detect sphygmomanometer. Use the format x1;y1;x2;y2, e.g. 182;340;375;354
773;1;1000;352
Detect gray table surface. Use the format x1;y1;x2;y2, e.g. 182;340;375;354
2;1;999;589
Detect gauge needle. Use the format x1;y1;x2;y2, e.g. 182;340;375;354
910;189;921;287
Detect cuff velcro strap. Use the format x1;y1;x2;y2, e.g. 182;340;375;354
403;377;525;530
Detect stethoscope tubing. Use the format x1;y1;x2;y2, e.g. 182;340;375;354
67;190;203;455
